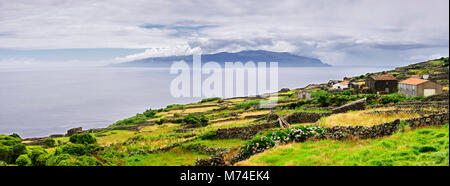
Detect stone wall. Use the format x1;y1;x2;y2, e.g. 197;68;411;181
423;92;449;101
332;98;366;114
283;112;331;124
214;121;279;140
319;112;449;140
195;153;226;166
319;119;401;140
368;100;449;110
391;100;449;110
402;112;449;129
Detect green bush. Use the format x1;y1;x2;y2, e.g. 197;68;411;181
43;138;56;148
29;148;49;166
379;93;406;104
233;101;260;110
0;145;12;163
57;143;89;156
282;99;312;109
311;90;331;106
9;133;21;139
155;118;166;125
46;154;103;166
12;143;27;160
240;125;325;159
200;97;222;103
198;130;216;140
15;154;31;166
143;109;158;118
110;113;148;127
183;114;209;125
69;133;97;145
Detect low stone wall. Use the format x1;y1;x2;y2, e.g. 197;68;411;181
332;98;366;114
393;100;449;110
319;112;449;140
195;153;226;166
283;112;331;124
403;112;449;129
369;100;449;110
243;114;267;120
423;92;449;101
214;121;278;140
319;120;401;140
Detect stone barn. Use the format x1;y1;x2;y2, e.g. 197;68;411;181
399;78;442;97
365;75;398;94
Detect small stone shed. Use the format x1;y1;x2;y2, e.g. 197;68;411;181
399;78;443;97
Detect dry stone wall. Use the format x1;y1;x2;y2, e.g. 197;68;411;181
332;98;366;114
283;112;331;123
214;121;279;140
319;112;449;140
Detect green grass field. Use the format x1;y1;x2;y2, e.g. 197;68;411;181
123;147;210;166
237;124;449;166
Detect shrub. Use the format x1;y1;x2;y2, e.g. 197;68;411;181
15;154;31;166
233;101;260;110
143;109;158;118
155;118;166;125
200;97;222;103
379;93;405;104
12;143;27;160
198;130;216;140
110;113;148;127
239;125;325;159
341;90;352;96
69;133;97;145
183;114;208;125
29;148;48;166
311;90;331;107
0;145;12;163
9;133;21;139
43;138;56;148
57;143;88;156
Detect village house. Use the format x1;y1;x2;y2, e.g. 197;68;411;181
332;82;348;89
398;78;442;97
365;75;398;94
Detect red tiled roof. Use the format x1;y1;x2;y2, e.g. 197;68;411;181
370;75;396;81
338;82;349;86
399;78;429;86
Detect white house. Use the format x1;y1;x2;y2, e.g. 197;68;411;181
332;82;348;89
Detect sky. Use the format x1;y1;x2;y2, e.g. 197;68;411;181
0;0;448;67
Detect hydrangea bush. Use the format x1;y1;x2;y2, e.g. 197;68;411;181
240;125;326;159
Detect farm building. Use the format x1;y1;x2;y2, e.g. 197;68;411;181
332;82;348;89
365;75;398;94
398;78;443;97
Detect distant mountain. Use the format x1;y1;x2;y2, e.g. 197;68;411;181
111;50;331;67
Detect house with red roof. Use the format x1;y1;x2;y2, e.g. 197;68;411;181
399;78;442;97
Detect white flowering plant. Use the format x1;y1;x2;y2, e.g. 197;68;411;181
239;125;325;159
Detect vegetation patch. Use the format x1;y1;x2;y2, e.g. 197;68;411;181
236;124;449;166
318;110;419;127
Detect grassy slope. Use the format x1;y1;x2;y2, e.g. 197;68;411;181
237;124;449;166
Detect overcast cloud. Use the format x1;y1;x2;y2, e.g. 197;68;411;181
0;0;448;66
